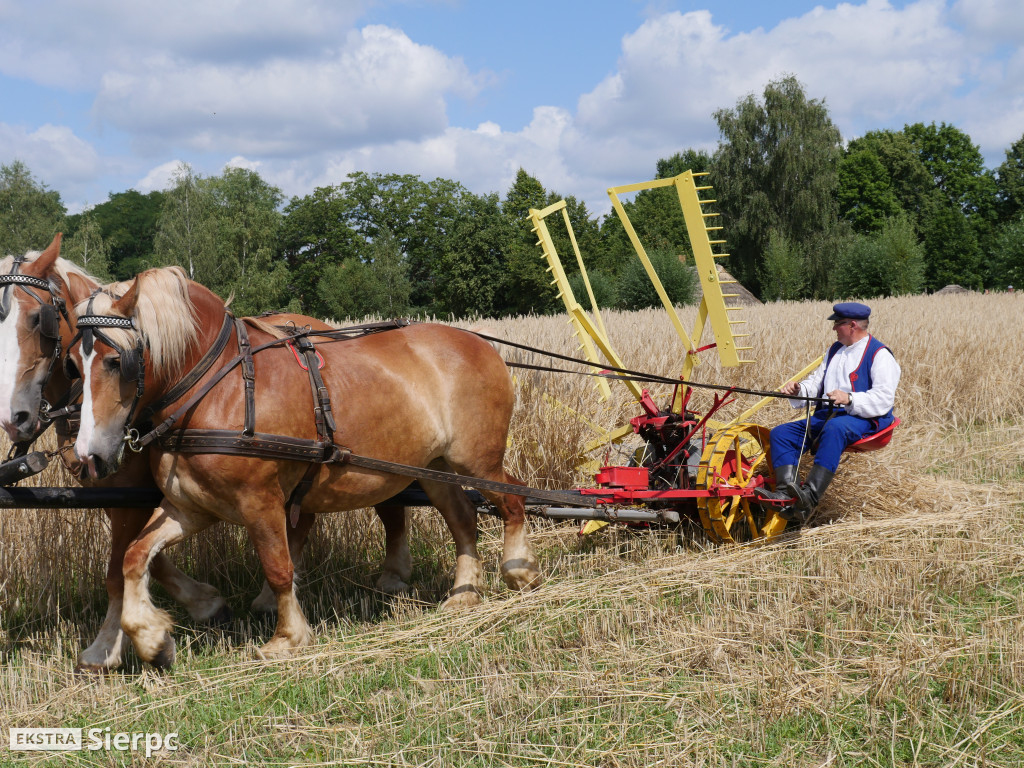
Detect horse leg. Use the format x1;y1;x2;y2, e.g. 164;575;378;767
418;478;483;609
251;512;316;613
79;505;231;672
150;549;230;624
247;510;314;659
75;509;144;672
374;503;411;595
477;474;542;592
120;502;218;669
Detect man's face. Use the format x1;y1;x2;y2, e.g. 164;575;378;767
833;318;859;346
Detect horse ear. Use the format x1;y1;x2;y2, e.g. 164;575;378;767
31;233;63;275
66;272;93;306
112;277;140;319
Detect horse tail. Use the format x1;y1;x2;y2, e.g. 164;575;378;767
242;316;292;339
466;324;501;351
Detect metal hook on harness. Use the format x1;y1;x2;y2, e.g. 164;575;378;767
124;427;144;453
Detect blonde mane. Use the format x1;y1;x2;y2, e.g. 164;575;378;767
76;267;200;380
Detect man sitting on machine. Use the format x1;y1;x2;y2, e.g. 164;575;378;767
759;302;901;523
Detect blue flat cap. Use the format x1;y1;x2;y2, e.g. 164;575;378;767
828;302;871;321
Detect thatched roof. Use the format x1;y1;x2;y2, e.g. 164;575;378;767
705;265;762;305
934;284;972;295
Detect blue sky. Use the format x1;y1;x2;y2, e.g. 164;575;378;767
1;0;1021;216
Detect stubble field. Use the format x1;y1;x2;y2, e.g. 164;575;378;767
1;290;1022;766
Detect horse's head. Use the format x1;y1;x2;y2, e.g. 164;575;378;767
72;268;197;479
0;234;78;443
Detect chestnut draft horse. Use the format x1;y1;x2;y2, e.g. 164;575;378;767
68;267;541;666
0;238;413;672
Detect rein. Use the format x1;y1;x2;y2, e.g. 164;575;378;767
471;331;833;407
67;312;837;522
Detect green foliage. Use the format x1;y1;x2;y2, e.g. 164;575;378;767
153;164;290;315
10;113;1020;315
711;75;842;295
153;164;218;283
919;199;982;290
904;121;997;218
206;167;286;315
838;147;902;233
989;215;1024;289
88;188;165;279
833;214;926;298
318;229;412;322
758;229;806;301
568;268;619;310
995;134;1024;222
656;149;711;178
847;130;940;222
62;213;112;280
616;249;696;310
0;160;65;255
503;168;559;315
429;191;514;318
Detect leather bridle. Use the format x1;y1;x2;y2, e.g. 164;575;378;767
65;295;148;447
0;255;72;452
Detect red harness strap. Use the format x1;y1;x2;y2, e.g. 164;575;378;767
286;339;325;370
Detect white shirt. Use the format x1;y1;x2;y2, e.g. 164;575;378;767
791;335;901;419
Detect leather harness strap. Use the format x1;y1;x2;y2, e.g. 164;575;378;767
136;318;404;526
138;313;236;425
234;319;257;437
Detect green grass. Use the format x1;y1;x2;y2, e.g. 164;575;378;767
3;498;1023;766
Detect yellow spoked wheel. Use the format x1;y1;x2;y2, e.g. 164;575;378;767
695;423;788;544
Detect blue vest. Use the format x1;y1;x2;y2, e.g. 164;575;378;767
820;335;895;426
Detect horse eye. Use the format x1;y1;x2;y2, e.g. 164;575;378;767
102;356;121;372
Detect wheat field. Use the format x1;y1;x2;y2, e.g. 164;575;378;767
1;290;1022;766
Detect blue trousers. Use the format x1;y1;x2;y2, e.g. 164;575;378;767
769;410;890;473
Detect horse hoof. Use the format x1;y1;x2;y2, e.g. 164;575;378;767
255;640;300;660
376;574;411;596
149;635;176;670
73;662;113;677
209;604;233;626
441;585;481;610
501;561;543;591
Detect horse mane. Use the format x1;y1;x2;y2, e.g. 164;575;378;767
78;267;200;380
0;250;100;290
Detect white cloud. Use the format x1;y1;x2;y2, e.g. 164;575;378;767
576;2;969;155
3;1;1023;218
0;0;372;88
93;25;482;157
952;0;1024;42
260;0;1020;214
135;160;186;194
0;122;99;186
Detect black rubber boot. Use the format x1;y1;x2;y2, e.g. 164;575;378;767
782;464;834;524
755;464;799;503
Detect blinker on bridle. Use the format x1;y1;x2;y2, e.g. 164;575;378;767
69;294;148;451
0;254;66;340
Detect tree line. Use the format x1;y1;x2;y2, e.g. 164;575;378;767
3;75;1022;319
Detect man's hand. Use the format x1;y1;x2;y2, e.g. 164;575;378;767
780;381;801;396
827;389;851;406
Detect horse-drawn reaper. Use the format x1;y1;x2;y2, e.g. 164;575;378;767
1;171;899;670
